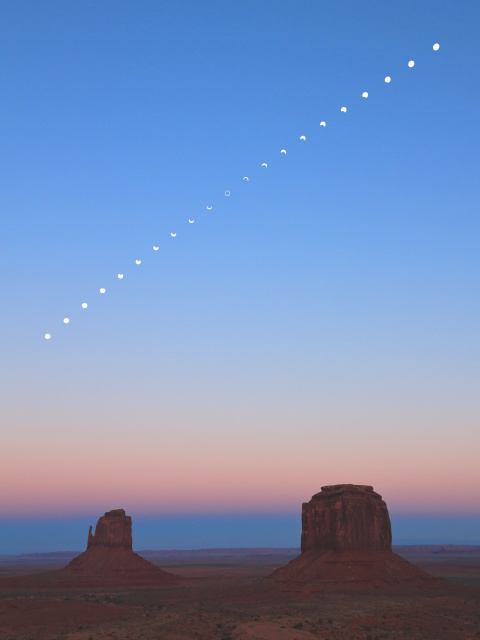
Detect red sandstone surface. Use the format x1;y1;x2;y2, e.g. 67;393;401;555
269;548;439;590
270;484;438;590
60;508;177;586
301;484;392;552
87;508;133;549
0;508;177;589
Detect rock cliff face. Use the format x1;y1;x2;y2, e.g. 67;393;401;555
54;508;177;587
269;484;438;590
87;509;133;549
0;508;178;589
301;484;392;552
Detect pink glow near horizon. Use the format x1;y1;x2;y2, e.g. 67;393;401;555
2;435;479;517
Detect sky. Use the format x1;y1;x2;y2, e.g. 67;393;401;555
1;1;479;554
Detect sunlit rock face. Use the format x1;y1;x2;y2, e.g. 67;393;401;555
87;509;133;550
301;484;392;552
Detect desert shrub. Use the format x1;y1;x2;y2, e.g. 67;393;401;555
293;622;303;629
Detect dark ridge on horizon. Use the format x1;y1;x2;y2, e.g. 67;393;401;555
1;545;479;563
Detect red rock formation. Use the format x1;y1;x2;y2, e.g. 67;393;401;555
0;509;178;589
62;508;177;587
86;509;133;549
270;484;439;591
301;485;392;552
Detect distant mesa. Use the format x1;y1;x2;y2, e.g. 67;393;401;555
269;484;440;590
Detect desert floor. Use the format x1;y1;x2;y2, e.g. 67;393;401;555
0;547;479;640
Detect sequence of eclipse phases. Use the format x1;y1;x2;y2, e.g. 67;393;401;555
44;43;441;341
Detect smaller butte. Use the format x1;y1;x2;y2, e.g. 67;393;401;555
65;509;177;587
269;484;440;590
0;509;177;589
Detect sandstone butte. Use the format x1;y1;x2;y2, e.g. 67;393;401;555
0;509;177;589
64;508;177;587
269;484;440;590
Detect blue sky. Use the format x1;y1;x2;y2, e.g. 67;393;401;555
2;514;480;556
1;1;479;552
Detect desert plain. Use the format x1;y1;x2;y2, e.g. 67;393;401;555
1;545;479;639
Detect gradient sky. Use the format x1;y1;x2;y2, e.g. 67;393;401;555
1;1;479;553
